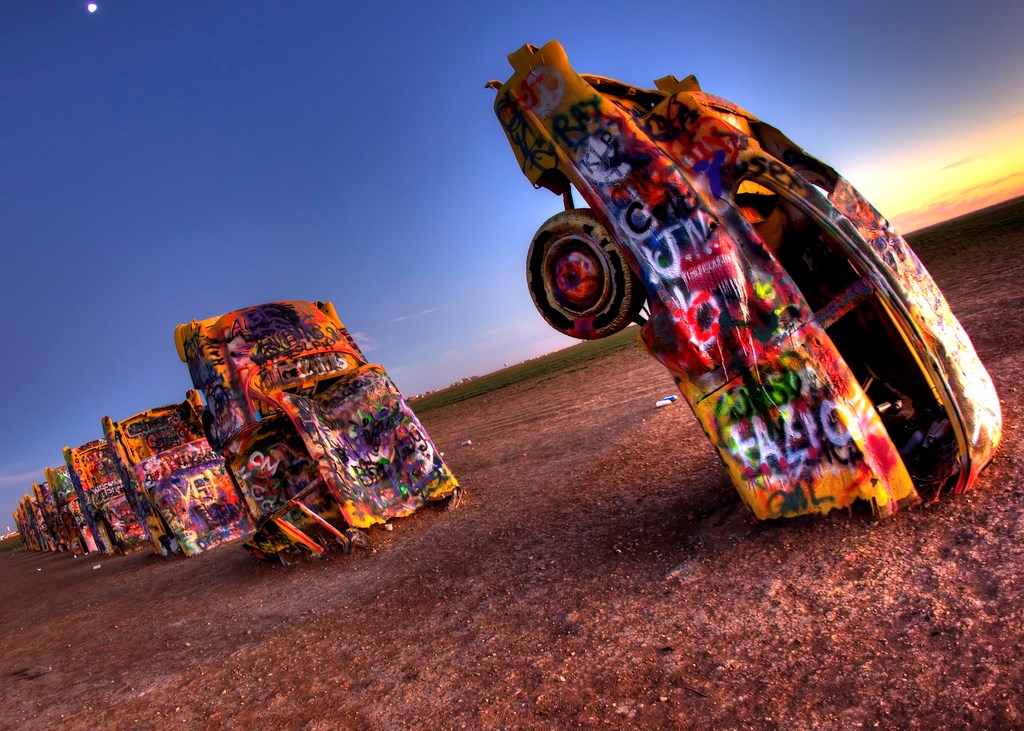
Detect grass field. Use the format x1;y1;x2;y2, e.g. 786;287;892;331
0;534;25;554
410;325;643;412
412;195;1024;414
907;194;1024;261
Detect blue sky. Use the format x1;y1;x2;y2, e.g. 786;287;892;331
3;0;1023;526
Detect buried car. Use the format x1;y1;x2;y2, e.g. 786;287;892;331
64;440;149;554
45;465;100;554
491;41;1001;520
17;494;51;552
32;479;68;552
174;299;460;560
103;391;255;557
13;500;34;551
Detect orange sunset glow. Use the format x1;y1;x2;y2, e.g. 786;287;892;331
844;110;1024;232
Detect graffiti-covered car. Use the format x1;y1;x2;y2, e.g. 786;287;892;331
174;299;460;560
32;480;68;552
64;440;149;554
16;494;49;552
491;41;1001;520
103;391;255;557
13;500;34;551
46;465;100;554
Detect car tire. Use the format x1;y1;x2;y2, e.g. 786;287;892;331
527;209;645;339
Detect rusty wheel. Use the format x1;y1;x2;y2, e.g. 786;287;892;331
527;209;644;339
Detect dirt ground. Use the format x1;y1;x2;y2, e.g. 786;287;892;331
3;213;1023;730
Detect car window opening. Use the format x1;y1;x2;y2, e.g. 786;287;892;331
738;179;959;497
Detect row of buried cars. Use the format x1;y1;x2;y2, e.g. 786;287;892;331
14;41;1004;562
14;300;461;562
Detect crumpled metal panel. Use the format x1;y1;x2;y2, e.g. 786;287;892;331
219;424;337;558
45;465;99;554
63;440;149;554
134;440;254;556
175;300;459;559
103;392;256;557
277;365;456;528
492;41;1001;520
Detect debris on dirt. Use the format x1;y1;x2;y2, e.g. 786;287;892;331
11;667;52;681
665;559;694;580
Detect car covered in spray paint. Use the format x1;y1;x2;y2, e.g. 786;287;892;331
174;299;460;560
16;494;50;552
64;440;149;554
15;496;44;552
32;480;68;552
13;500;34;551
103;391;256;557
491;41;1001;520
45;465;100;554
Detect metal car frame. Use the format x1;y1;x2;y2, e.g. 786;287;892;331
45;465;100;554
64;440;149;554
174;299;460;560
103;390;256;557
492;41;1001;520
32;480;68;552
13;501;34;551
16;495;49;552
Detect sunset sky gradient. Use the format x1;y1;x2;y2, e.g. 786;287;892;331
2;0;1022;525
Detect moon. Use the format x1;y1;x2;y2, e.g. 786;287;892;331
87;3;97;12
